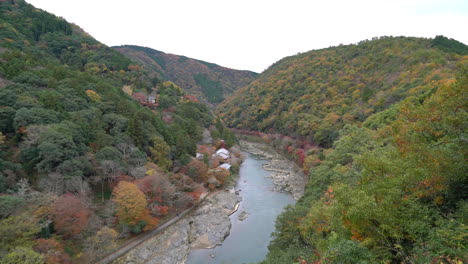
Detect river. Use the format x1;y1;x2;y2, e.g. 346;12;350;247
186;152;295;264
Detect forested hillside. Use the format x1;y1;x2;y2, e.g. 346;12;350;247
0;1;234;263
222;37;467;263
259;66;467;264
217;36;467;147
113;45;258;105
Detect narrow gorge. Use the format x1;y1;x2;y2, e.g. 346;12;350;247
113;140;305;264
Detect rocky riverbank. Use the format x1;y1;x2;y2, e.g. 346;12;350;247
112;190;240;264
112;140;303;264
239;140;306;200
188;190;241;249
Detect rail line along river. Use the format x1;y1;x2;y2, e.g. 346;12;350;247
187;152;296;264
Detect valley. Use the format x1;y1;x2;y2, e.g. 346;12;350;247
0;1;467;264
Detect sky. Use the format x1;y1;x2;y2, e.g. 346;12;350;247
26;0;468;73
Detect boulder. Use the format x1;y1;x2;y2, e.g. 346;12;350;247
238;211;249;221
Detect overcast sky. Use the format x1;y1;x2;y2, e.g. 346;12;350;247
27;0;467;73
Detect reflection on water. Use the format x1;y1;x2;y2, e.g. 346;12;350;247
187;153;295;264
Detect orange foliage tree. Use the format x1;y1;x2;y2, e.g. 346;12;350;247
51;194;89;238
112;181;157;232
212;168;230;185
180;159;208;182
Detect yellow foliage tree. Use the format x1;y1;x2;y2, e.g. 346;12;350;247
121;85;133;96
85;90;101;102
112;181;157;231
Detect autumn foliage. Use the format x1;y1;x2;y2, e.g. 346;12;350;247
51;194;90;238
261;67;468;263
180;159;208;181
134;173;174;205
34;238;71;264
211;168;230;185
218;36;467;148
112;181;158;231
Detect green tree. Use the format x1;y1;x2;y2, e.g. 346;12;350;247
127;114;144;148
96;146;122;162
13;108;60;130
0;195;24;219
0;214;41;251
102;113;128;136
0;107;16;133
149;136;172;171
1;247;44;264
35;126;82;172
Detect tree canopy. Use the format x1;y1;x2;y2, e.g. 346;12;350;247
259;66;468;263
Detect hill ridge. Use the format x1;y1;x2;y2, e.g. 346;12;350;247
217;35;467;147
113;45;258;105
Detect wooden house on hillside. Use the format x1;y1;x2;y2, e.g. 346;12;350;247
132;92;159;109
147;95;156;104
215;148;230;160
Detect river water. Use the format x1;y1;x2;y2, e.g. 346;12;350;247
187;153;295;264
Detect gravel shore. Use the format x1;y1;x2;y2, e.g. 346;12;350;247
239;140;307;200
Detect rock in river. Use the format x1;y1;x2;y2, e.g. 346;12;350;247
238;211;249;221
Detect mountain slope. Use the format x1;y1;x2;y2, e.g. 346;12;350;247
260;68;467;263
215;36;466;263
214;36;467;263
0;0;213;171
113;45;258;104
217;36;467;147
0;1;228;262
